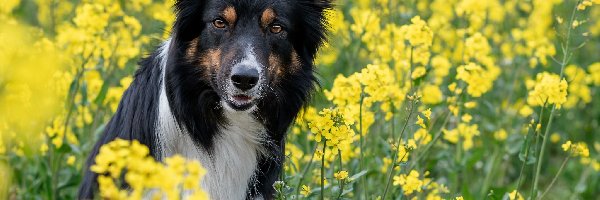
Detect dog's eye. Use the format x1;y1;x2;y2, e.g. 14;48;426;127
269;24;283;34
213;19;227;29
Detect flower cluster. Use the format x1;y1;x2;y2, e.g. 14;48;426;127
456;62;496;97
401;16;434;47
308;108;355;155
443;123;480;150
527;72;569;108
561;141;590;158
393;170;449;198
91;139;208;200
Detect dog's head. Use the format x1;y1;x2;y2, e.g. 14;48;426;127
170;0;331;112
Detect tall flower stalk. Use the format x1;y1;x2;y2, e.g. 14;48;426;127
531;1;581;198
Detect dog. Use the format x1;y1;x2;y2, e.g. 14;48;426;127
78;0;331;199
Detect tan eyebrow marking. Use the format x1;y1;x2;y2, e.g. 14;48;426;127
223;6;237;25
261;8;276;28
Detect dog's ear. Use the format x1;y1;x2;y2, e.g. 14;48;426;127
172;0;207;42
293;0;334;60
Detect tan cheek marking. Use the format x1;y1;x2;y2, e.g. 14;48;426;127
290;50;301;72
269;53;283;82
186;38;200;61
223;6;237;26
200;49;222;79
261;8;276;28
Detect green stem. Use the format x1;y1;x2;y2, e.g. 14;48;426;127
480;148;501;198
569;159;595;199
337;153;344;199
531;106;556;199
358;90;366;199
321;142;326;200
539;156;571;199
382;101;416;200
295;144;318;198
532;0;580;196
527;103;547;198
409;110;451;169
515;127;534;195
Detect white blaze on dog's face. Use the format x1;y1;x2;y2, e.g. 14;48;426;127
181;2;303;112
223;46;263;112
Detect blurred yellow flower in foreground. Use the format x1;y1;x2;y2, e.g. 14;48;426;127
92;139;209;200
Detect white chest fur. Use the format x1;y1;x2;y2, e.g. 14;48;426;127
155;39;265;200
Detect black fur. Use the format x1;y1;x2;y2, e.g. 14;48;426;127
79;0;331;199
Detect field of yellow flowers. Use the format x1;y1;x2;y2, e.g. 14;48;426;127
1;0;600;199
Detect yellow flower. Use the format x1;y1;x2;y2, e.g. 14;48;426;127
443;123;480;150
413;128;432;145
66;155;76;166
398;144;410;162
519;105;534;117
465;32;491;62
40;144;49;155
464;101;477;109
423;108;432;120
421;84;443;105
564;65;591;108
461;114;472;123
589;62;600;86
509;190;524;200
550;133;561;143
393;170;423;195
431;56;452;80
416;115;427;129
91;139;208;199
527;72;568;108
334;170;349;180
412;66;427;79
0;0;20;15
456;62;496;97
494;129;508;141
315;150;323;159
402;16;434;47
0;21;64;156
562;140;590;157
301;185;311;196
308;108;355;155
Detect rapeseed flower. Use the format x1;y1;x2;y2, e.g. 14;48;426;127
401;16;433;47
91;139;208;199
456;62;496;97
334;170;349;180
301;185;311;196
562;141;590;157
589;62;600;86
564;65;591;108
308;108;355;154
508;190;524;200
443;123;480;150
393;170;423;195
527;72;568;108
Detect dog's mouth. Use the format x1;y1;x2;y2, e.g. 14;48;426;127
225;94;256;111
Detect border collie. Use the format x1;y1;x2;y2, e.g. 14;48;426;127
78;0;331;199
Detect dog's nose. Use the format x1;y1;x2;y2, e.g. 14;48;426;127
231;66;259;91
